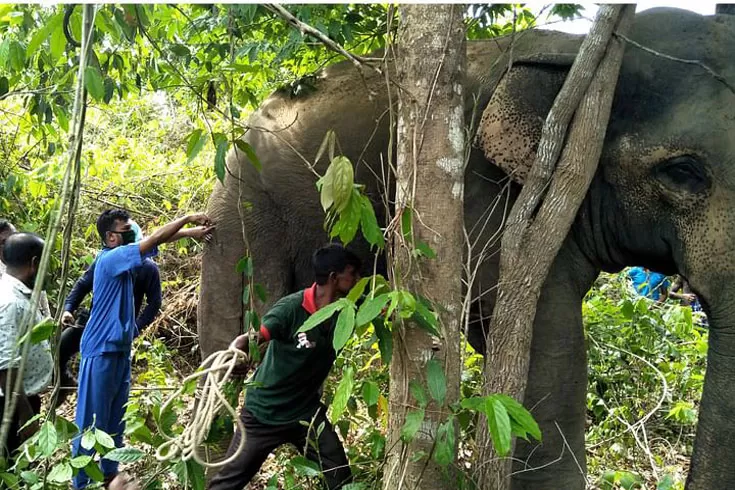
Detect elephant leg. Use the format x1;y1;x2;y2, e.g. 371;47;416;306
511;244;598;490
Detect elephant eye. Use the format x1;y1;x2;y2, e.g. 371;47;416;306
653;155;710;194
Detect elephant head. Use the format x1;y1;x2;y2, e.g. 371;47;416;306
476;8;735;488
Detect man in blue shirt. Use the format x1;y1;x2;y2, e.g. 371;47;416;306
627;266;671;301
57;221;210;400
72;209;213;489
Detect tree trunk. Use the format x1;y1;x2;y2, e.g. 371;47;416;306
383;5;465;490
474;5;635;489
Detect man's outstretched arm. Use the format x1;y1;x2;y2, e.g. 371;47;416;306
138;214;213;256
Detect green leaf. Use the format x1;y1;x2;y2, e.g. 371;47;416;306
235;140;262;172
70;455;93;469
433;417;456;466
95;429;116;449
657;474;676;490
20;470;38;484
103;447;145;463
318;174;334;212
50;24;66;60
236;256;253;276
374;318;392;364
426;359;446;404
0;472;19;488
103;77;115;104
37;421;58;457
47;462;73;483
415;240;437;259
412;296;440;337
0;77;8;98
254;284;267;302
461;396;488;412
186;460;206;490
359;195;384;249
170;43;190;57
215;138;229;184
486;397;512;456
494;394;541;442
186;129;206;164
81;430;96;450
400;409;424;442
409;380;429;408
297;298;348;333
27;14;62;58
242;284;250;304
347;276;370;304
330;156;354;212
30;318;55;344
362;381;379;407
290;455;321;477
355;293;390;327
330;366;354;424
401;207;413;241
8;41;25;71
85;66;105;101
84;460;105;482
333;307;355;352
335;191;362;244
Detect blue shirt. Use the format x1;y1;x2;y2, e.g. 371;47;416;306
64;257;161;332
627;267;670;301
80;244;156;357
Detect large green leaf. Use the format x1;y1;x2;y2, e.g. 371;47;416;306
361;381;379;407
103;447;145;463
433;417;456;466
409;380;429;409
214;138;229;184
355;293;389;327
235;140;262;172
486;397;512;456
374;318;392;364
37;421;58;457
85;66;105;101
332;306;355;352
400;409;424;442
494;393;541;442
47;462;73;483
186;129;206;164
297;298;348;333
330;156;354;212
70;455;93;469
290;455;321;477
330;366;354;424
359;195;384;249
30;318;55;344
95;429;116;449
426;359;446;405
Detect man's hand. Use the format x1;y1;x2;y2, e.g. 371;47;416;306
185;225;216;242
187;213;212;227
230;334;252;377
61;311;75;326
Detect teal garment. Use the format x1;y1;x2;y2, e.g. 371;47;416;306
627;267;670;301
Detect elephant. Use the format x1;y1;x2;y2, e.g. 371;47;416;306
198;8;735;490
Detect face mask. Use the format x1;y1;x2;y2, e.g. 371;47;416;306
121;230;137;245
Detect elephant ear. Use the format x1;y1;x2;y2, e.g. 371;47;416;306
475;54;576;184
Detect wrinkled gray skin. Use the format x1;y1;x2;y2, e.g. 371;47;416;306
199;9;735;489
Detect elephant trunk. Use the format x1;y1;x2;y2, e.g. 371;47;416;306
687;314;735;489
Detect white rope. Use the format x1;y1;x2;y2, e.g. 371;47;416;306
155;346;249;467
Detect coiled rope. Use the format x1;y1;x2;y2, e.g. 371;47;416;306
155;346;249;467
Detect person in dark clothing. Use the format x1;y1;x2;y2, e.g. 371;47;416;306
57;220;211;397
208;243;360;490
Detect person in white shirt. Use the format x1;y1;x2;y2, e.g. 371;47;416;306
0;232;53;457
0;220;50;317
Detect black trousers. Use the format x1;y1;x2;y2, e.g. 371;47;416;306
0;394;41;458
208;404;352;490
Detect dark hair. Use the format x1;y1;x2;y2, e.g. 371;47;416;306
97;209;131;240
312;243;361;285
0;219;13;234
2;232;44;268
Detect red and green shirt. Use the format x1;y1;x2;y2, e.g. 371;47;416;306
245;284;338;425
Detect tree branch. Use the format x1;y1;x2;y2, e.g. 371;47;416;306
264;4;382;74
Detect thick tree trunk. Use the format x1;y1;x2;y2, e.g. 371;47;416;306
474;5;635;490
383;5;465;490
